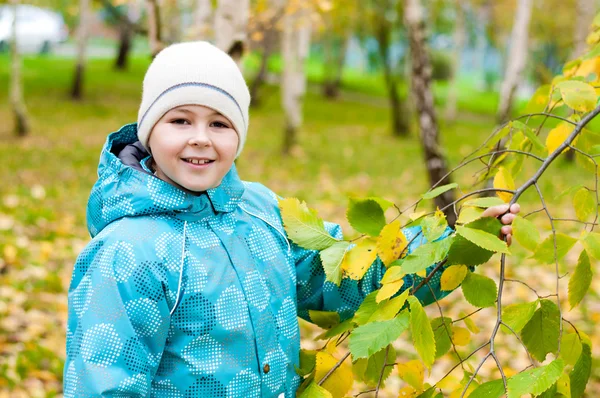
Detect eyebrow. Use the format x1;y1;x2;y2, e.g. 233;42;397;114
170;107;223;117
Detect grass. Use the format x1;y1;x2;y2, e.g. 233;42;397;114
0;53;597;395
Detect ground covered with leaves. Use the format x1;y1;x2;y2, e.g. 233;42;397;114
0;55;598;396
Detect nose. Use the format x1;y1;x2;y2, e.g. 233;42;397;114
188;125;211;147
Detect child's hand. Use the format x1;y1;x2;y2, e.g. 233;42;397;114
481;203;521;246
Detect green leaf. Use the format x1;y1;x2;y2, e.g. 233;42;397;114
569;250;593;310
400;237;453;274
297;349;317;376
422;183;459;200
279;198;339;250
366;196;394;211
431;317;452;358
512;216;540;252
560;333;582;366
449;213;503;267
348;311;410;359
486;123;513;149
532;233;578;264
456;225;510;254
353;345;396;386
353;291;379;326
457;207;484;225
570;342;592;398
502;300;538;333
507;359;564;398
556;80;597;112
298;381;333;398
554;184;585;201
408;296;436;368
463;197;506;208
347;198;386;237
582;232;600;260
573;188;595;222
512;120;545;150
320;241;350;285
470;379;505;398
421;212;449;242
368;290;409;324
309;311;340;329
316;319;354;340
461;272;497;308
521;299;560;362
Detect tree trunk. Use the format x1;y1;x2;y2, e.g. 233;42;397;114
376;22;409;137
195;0;213;40
405;0;456;226
322;33;349;99
9;0;29;136
281;5;311;155
114;23;132;70
146;0;163;58
475;0;491;91
571;0;596;59
444;0;465;121
214;0;250;66
249;27;277;106
71;0;90;100
496;0;533;124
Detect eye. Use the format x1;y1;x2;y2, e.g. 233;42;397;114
211;121;231;129
170;118;190;125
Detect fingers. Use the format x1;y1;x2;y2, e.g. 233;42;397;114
509;203;521;215
506;234;512;247
501;225;512;236
482;204;509;218
501;213;516;225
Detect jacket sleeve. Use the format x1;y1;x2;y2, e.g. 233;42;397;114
294;222;455;322
63;235;172;397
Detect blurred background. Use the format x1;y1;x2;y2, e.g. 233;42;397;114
0;0;599;396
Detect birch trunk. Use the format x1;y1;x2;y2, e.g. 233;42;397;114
9;0;29;136
405;0;456;226
214;0;250;65
281;5;311;155
71;0;90;99
496;0;533;124
444;0;465;121
571;0;596;59
322;33;349;99
475;0;491;90
146;0;163;58
195;0;213;40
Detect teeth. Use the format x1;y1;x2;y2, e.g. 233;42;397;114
188;159;210;165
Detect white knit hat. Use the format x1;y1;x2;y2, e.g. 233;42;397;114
137;41;250;158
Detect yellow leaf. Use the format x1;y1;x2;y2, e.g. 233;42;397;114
376;279;405;303
451;326;471;346
381;266;406;284
398;385;419;397
493;167;515;203
546;122;572;154
314;351;353;398
342;238;378;280
440;265;468;291
416;269;427;278
377;220;409;266
574;57;600;81
457;207;484;225
450;381;478;398
396;360;425;391
3;244;17;264
410;211;426;221
460;313;480;334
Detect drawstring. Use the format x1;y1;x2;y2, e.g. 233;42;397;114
170;220;187;315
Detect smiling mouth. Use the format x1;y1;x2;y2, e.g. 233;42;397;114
182;158;215;165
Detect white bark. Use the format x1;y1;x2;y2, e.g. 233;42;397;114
71;0;91;99
444;0;465;121
475;0;491;90
194;0;213;40
9;0;29;136
572;0;596;59
146;0;163;57
496;0;533;123
281;4;311;153
214;0;250;65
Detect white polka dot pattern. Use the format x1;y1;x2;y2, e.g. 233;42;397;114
181;335;223;374
215;286;249;331
125;298;162;337
81;323;123;367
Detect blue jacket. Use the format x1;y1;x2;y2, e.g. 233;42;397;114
64;123;453;397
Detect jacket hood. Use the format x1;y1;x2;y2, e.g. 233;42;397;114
86;123;245;237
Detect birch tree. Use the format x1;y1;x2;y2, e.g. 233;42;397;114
444;0;465;121
146;0;163;57
571;0;596;59
404;0;455;225
281;1;311;154
71;0;91;99
194;0;213;40
9;0;29;136
496;0;533;124
214;0;250;65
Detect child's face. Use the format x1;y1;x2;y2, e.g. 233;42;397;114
148;105;239;194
